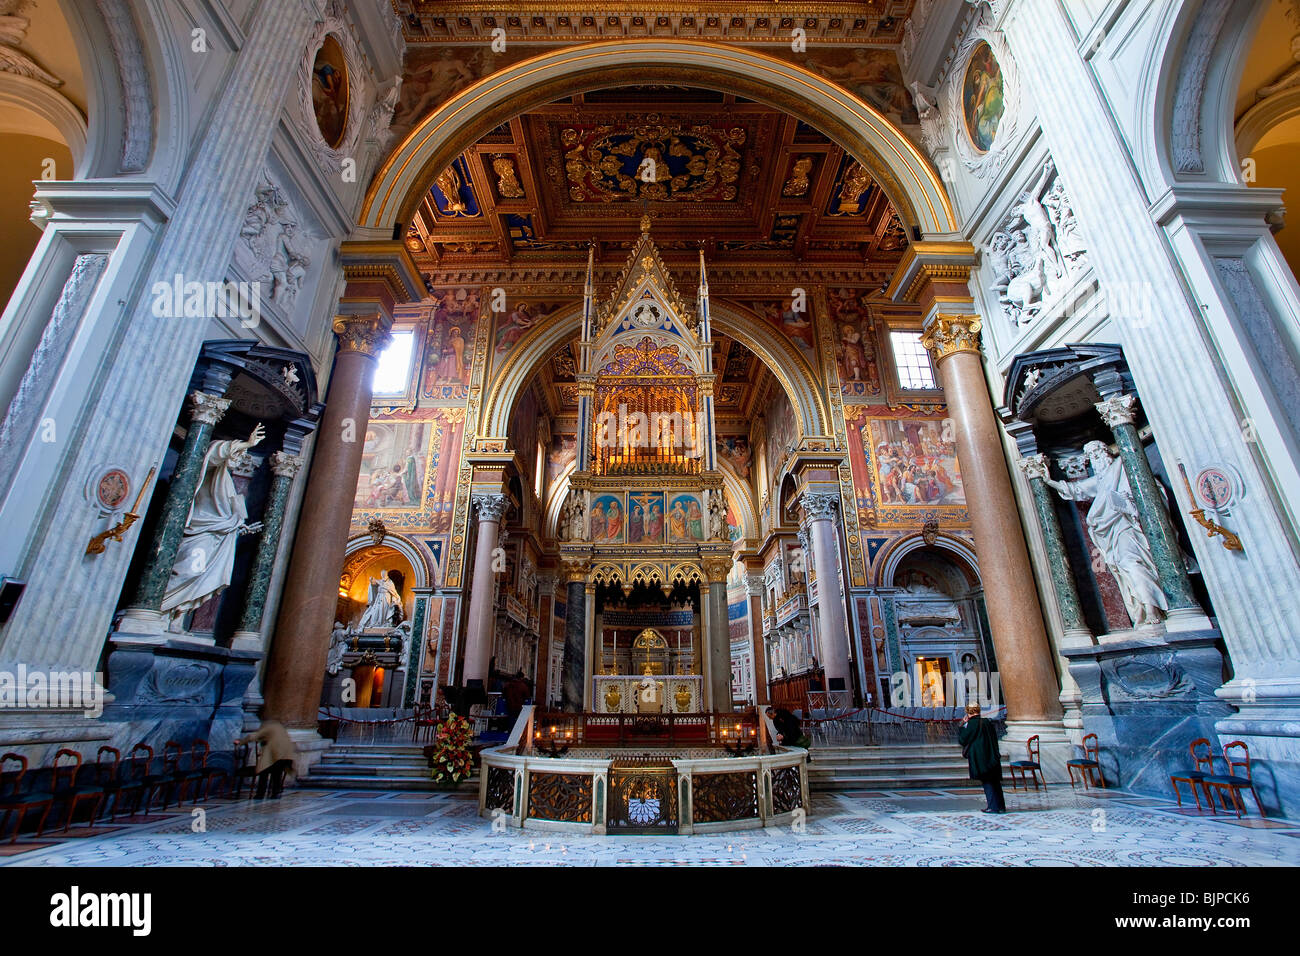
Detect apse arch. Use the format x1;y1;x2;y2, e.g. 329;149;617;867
872;532;981;589
361;40;956;238
484;301;830;451
343;531;434;590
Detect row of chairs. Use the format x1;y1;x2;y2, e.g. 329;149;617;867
1008;733;1106;791
1169;739;1263;817
0;741;266;842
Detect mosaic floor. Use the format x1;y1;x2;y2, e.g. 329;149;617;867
4;785;1297;866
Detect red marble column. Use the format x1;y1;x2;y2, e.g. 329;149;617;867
262;316;390;728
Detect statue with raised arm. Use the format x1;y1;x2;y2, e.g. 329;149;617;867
1043;441;1168;627
162;423;266;630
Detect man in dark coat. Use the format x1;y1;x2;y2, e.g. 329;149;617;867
765;706;811;750
958;703;1006;813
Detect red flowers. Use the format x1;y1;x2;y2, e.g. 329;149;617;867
429;714;474;784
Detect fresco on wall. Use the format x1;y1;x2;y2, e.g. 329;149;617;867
355;422;429;510
391;46;549;136
844;406;971;529
763;387;798;496
963;41;1005;153
793;48;918;126
747;297;816;360
628;492;665;544
590;494;626;543
547;433;578;485
829;288;882;398
667;493;705;543
494;300;564;359
312;36;349;148
421;288;480;400
716;435;752;478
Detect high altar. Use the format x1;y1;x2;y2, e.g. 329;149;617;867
558;218;736;714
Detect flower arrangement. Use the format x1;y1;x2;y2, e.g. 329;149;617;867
427;714;474;785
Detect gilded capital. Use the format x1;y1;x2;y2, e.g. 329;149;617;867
921;314;983;362
702;556;734;582
270;451;303;479
332;315;392;358
1017;453;1050;482
188;391;231;427
1095;393;1137;429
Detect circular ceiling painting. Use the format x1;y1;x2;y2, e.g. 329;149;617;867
962;41;1004;154
311;35;349;149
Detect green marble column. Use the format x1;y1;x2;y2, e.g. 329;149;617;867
1095;394;1198;611
128;390;230;612
1017;453;1093;643
234;451;302;639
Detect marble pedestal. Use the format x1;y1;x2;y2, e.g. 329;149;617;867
1213;678;1300;819
100;638;261;756
1061;629;1232;797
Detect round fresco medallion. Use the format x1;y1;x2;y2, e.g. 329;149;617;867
311;35;349;149
1194;465;1239;511
94;468;130;511
962;41;1005;154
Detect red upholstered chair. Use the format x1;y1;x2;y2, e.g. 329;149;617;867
0;753;53;842
1204;741;1264;818
1168;738;1216;811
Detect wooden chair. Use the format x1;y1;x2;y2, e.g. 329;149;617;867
1204;741;1264;818
116;744;154;818
146;740;187;810
1067;733;1106;789
93;747;124;822
183;741;224;803
1008;734;1047;791
50;749;105;832
1168;738;1216;811
231;742;260;799
0;753;53;842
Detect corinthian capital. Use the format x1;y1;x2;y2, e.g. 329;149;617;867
332;315;392;357
921;314;982;362
803;493;839;521
1095;393;1137;428
1016;453;1050;482
472;493;509;523
270;451;303;478
188;391;231;427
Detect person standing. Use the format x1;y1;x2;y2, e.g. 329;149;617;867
959;703;1006;813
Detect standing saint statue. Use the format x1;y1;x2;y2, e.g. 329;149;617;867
1044;440;1169;627
161;423;265;629
357;570;403;630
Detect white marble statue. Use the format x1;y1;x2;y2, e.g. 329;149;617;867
564;490;585;541
357;571;403;630
894;573;962;625
708;492;726;540
1044;440;1169;627
162;423;265;629
326;621;349;675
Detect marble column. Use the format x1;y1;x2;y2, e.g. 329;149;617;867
1017;454;1093;646
746;571;770;705
921;316;1063;723
118;390;231;635
705;559;733;712
464;493;508;687
803;494;853;693
231;451;303;651
1094;394;1199;614
262;317;391;729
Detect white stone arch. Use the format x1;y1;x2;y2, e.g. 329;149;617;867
360;40;957;238
482;302;831;448
343;531;434;591
0;74;87;174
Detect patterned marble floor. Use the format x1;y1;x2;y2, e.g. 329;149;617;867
4;785;1298;866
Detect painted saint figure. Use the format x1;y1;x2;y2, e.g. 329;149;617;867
645;503;664;542
628;503;645;543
